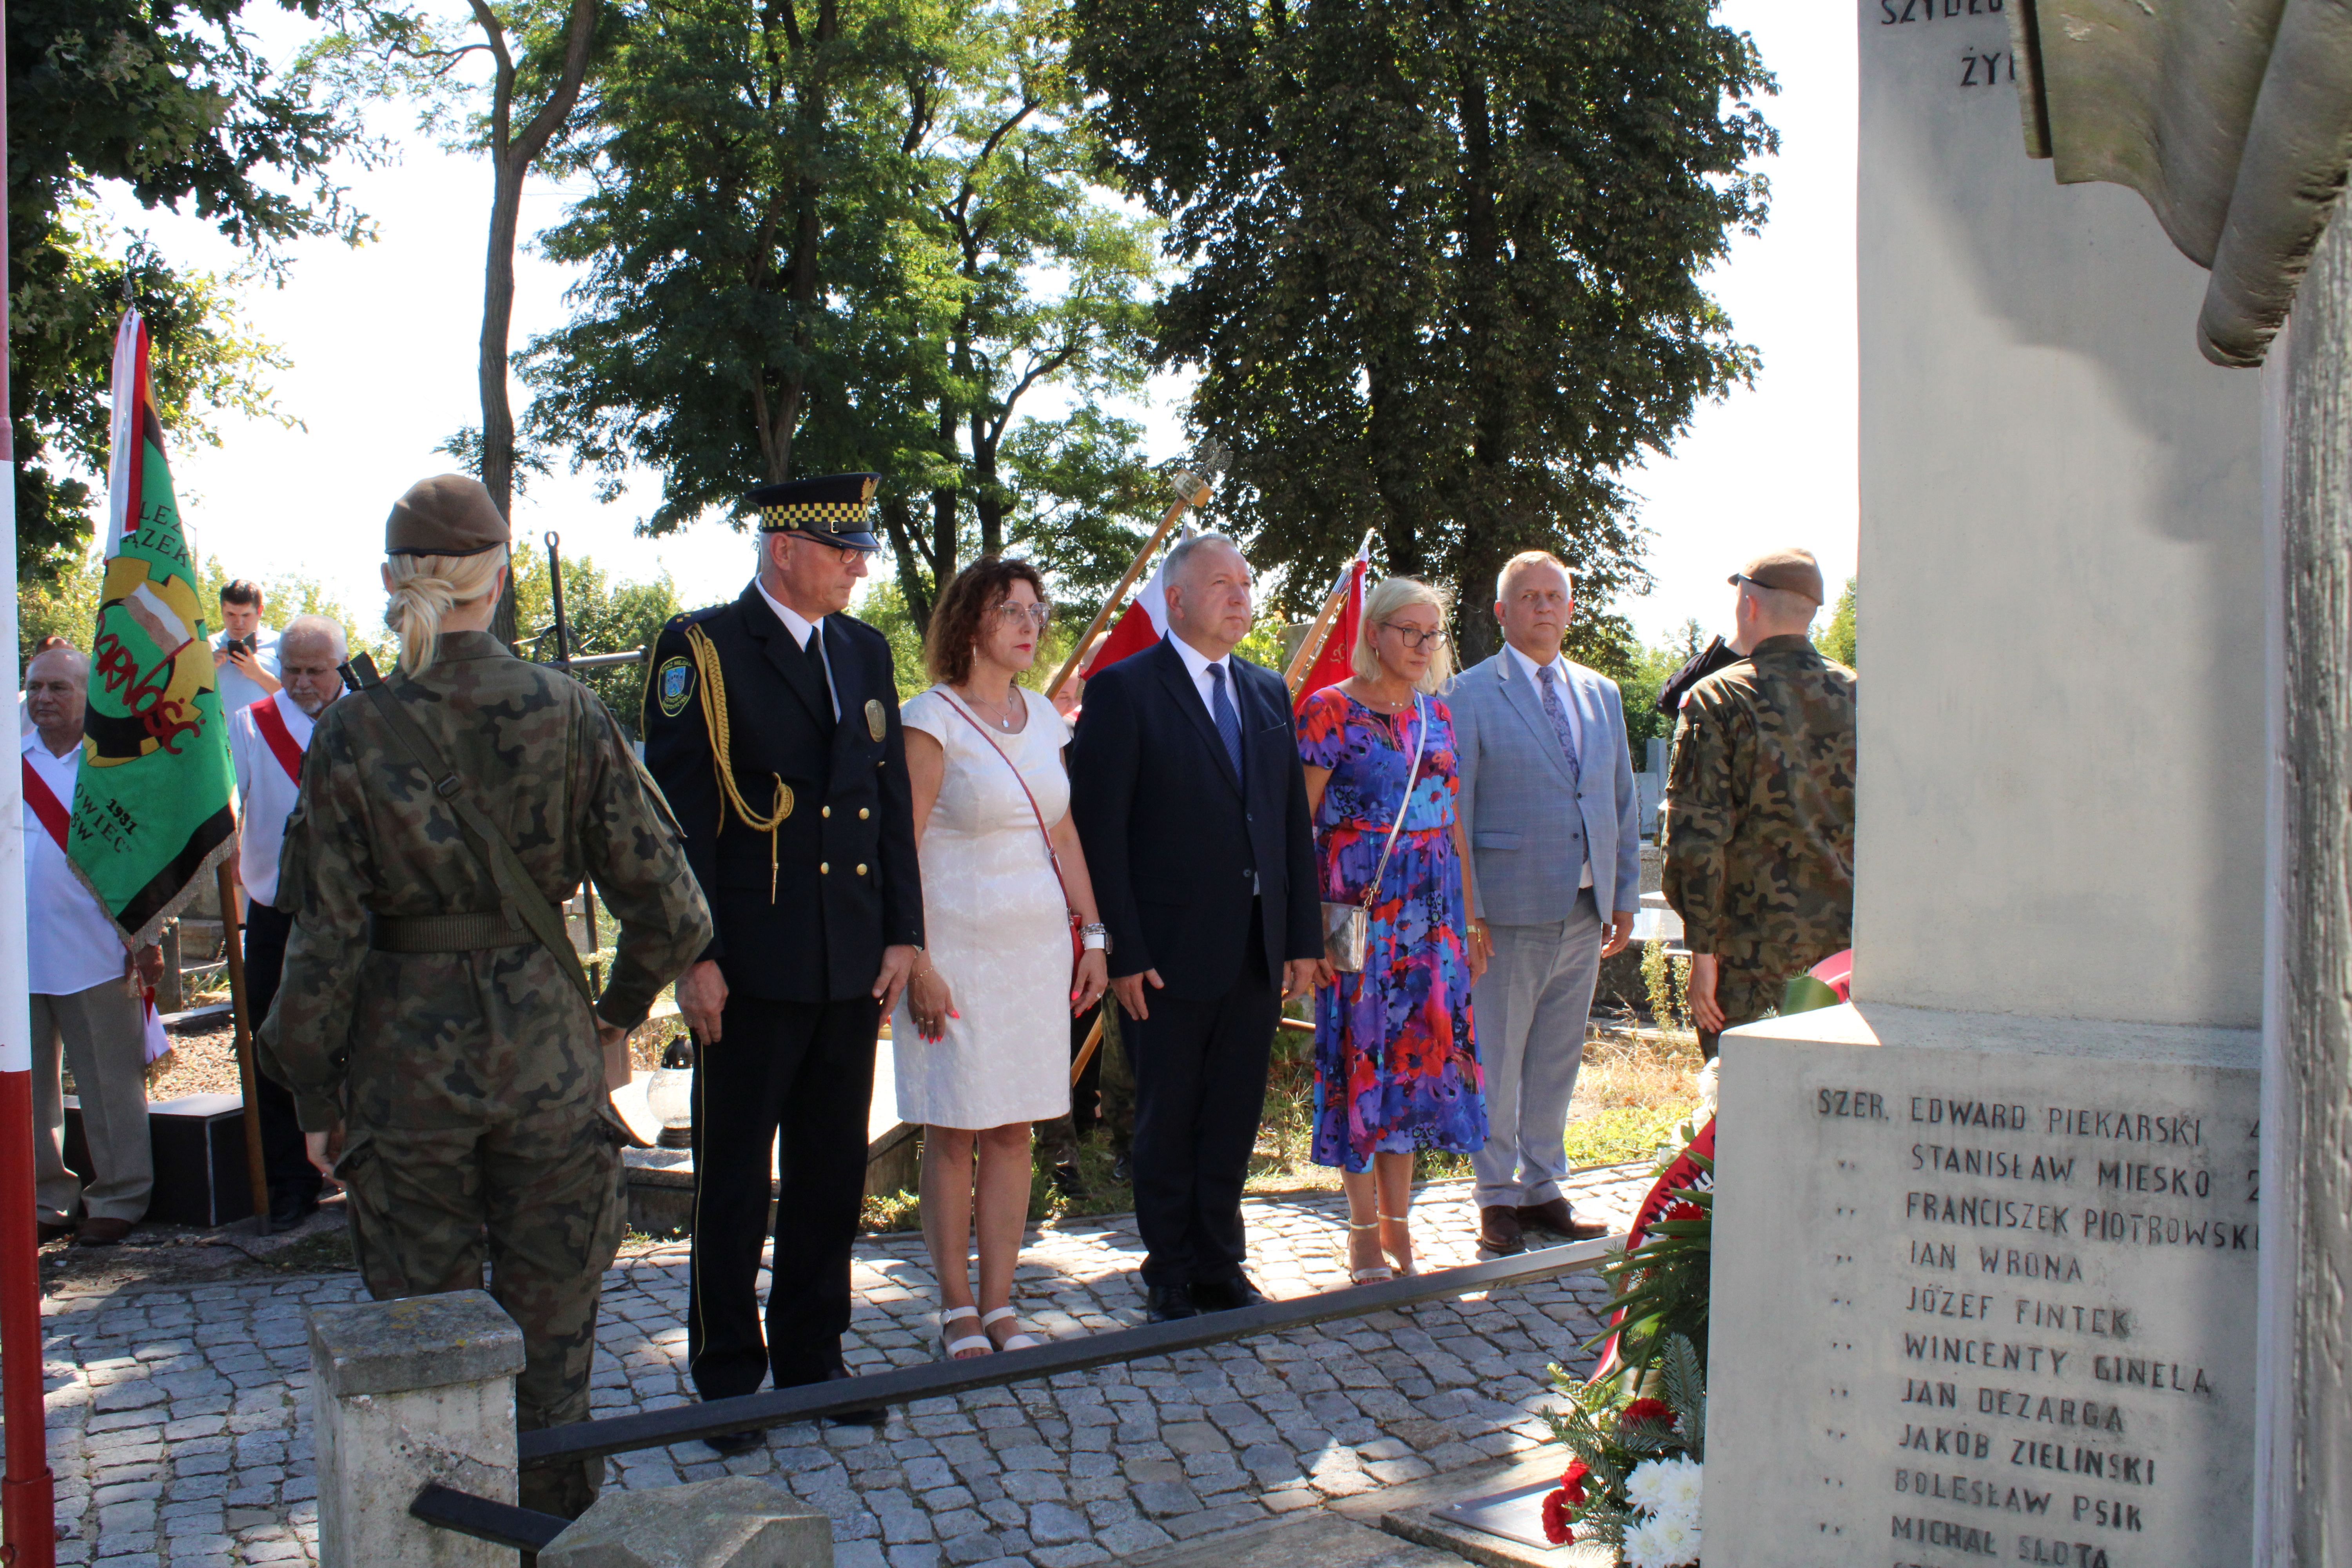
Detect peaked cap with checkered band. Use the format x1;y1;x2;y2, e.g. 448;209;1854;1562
749;472;883;551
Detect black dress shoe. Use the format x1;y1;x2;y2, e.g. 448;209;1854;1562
704;1427;766;1456
1144;1283;1198;1323
1109;1155;1132;1185
823;1367;887;1427
1049;1161;1088;1199
269;1190;320;1228
1189;1274;1270;1312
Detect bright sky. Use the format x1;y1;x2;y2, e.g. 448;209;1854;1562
93;0;1854;652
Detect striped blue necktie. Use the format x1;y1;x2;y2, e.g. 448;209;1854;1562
1209;662;1245;777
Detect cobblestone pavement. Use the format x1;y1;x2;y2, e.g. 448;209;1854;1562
31;1166;1651;1566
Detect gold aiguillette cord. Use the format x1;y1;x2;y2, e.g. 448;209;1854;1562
684;623;794;900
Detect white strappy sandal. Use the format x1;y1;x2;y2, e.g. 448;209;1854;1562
1379;1210;1418;1277
938;1305;993;1360
1342;1219;1394;1285
981;1306;1041;1350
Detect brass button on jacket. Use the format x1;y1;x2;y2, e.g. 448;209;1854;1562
819;862;830;874
856;864;868;877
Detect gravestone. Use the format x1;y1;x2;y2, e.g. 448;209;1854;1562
1700;3;2267;1564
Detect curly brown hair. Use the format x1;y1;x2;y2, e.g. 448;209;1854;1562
924;556;1050;685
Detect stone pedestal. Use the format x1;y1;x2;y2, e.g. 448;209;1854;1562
1708;1004;2258;1566
309;1290;528;1568
540;1476;833;1567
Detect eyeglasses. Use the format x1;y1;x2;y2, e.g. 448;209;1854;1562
1381;622;1446;651
992;601;1053;628
788;535;873;565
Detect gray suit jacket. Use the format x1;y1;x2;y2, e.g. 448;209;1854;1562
1450;650;1640;926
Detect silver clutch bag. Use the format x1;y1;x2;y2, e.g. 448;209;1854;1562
1323;901;1368;973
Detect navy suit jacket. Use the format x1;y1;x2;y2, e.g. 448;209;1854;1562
1069;636;1320;1002
641;584;923;1004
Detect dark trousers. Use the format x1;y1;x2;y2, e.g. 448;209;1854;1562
1122;903;1278;1291
242;902;321;1206
687;993;878;1401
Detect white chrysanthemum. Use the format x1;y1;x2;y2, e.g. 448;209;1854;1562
1641;1455;1704;1524
1646;1509;1702;1566
1623;1459;1670;1514
1622;1517;1668;1568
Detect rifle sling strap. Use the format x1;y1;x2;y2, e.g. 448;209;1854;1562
344;655;597;1011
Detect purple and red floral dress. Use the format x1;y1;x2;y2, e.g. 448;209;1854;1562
1297;687;1487;1173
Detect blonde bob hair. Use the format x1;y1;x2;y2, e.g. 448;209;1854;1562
1352;575;1454;692
384;546;509;676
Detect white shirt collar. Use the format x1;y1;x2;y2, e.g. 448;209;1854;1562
755;577;824;650
1504;642;1570;688
1167;632;1231;686
22;727;73;765
270;687;317;747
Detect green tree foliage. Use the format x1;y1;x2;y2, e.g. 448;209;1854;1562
1814;575;1856;667
519;0;1164;632
20;551;383;668
507;547;682;733
1069;0;1777;656
8;0;367;584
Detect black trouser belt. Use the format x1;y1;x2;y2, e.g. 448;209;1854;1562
369;911;533;952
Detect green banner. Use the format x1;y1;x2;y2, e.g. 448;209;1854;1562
70;310;237;949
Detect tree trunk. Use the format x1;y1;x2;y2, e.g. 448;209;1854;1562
972;413;1004;558
878;497;933;633
1445;0;1508;671
483;152;525;646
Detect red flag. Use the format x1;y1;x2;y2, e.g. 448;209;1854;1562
1292;554;1368;713
1086;549;1177;676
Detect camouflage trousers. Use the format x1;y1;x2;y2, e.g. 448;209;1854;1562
337;1100;627;1519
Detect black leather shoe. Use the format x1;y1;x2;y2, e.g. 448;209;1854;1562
823;1367;888;1428
1190;1274;1270;1312
703;1427;766;1456
269;1190;319;1228
1144;1283;1198;1323
1109;1155;1132;1185
1049;1161;1088;1199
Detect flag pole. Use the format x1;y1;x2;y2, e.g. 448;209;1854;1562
1282;529;1378;695
216;863;271;1233
1044;486;1203;702
0;0;62;1556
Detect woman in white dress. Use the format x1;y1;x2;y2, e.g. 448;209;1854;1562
898;558;1111;1359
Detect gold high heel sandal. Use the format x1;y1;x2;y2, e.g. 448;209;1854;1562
1378;1210;1417;1276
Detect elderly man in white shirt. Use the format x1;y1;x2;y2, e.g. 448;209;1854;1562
22;645;163;1247
226;613;347;1226
210;579;283;718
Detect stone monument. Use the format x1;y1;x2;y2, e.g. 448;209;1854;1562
1700;3;2269;1563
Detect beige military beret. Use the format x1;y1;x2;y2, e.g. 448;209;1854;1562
1730;547;1824;606
386;474;509;558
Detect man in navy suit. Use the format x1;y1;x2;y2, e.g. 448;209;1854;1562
1070;535;1321;1321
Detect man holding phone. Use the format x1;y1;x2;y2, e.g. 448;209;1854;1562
211;579;283;715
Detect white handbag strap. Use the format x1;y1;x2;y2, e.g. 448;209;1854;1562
1360;695;1425;911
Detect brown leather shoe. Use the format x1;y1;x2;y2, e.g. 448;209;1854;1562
1478;1205;1525;1255
36;1221;73;1244
1517;1198;1609;1241
74;1217;132;1247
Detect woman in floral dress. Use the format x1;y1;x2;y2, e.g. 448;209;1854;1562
1299;575;1488;1282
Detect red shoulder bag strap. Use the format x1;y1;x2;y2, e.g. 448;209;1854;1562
21;755;70;852
249;696;306;784
940;691;1081;962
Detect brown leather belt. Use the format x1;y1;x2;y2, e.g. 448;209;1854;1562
368;911;532;953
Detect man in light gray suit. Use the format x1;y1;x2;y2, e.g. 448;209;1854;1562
1451;551;1639;1255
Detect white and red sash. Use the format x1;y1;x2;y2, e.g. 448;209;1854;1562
21;754;69;851
249;695;306;784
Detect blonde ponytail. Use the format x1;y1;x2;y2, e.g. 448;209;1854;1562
385;546;508;676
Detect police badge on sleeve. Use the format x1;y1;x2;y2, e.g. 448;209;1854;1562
656;655;695;718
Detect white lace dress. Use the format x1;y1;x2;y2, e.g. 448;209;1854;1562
892;686;1075;1129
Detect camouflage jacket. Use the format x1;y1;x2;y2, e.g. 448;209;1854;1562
258;631;713;1132
1661;635;1857;977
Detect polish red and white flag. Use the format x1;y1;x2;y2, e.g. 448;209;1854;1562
1083;537;1186;677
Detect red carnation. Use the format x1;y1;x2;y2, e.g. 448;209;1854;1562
1558;1457;1590;1504
1664;1200;1705;1224
1621;1397;1677;1430
1540;1488;1576;1546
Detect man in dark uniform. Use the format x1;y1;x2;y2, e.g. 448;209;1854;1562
640;473;924;1450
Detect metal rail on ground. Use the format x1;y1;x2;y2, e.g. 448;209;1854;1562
410;1234;1619;1551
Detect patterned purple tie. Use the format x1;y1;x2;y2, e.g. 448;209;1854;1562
1537;664;1581;785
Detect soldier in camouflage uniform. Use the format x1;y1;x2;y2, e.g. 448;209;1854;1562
1661;549;1857;1059
258;475;712;1518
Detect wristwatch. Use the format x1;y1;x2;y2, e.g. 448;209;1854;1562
1081;923;1111;953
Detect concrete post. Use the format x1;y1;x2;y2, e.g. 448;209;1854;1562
539;1476;833;1568
2259;185;2352;1566
309;1289;529;1568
